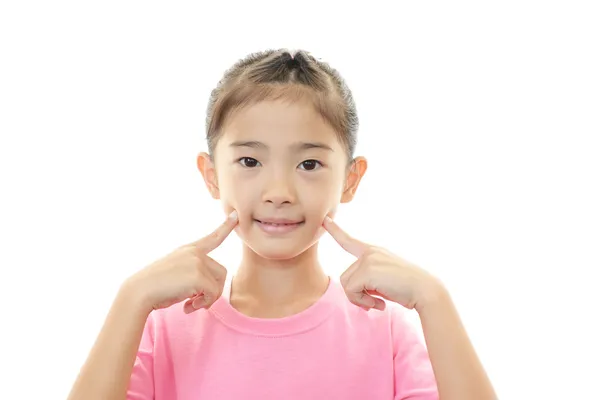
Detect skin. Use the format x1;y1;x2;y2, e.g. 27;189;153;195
197;98;367;316
67;214;240;400
322;217;497;399
67;97;495;399
198;98;497;398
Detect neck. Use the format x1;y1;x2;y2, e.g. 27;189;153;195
231;242;329;306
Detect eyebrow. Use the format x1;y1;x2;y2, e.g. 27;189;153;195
229;141;334;152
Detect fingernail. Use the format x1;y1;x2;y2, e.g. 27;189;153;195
228;210;238;220
324;215;332;223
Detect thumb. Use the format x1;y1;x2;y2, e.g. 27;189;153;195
348;289;387;311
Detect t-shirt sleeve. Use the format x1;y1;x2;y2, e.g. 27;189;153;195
390;304;439;400
126;311;156;400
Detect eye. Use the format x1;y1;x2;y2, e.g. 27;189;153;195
238;157;261;168
298;159;323;171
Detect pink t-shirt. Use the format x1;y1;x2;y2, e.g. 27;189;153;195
127;276;439;399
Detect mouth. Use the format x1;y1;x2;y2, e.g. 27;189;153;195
253;218;305;234
255;218;304;225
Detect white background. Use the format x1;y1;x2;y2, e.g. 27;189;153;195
1;1;599;399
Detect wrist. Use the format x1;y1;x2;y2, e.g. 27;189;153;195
119;277;154;316
415;276;450;314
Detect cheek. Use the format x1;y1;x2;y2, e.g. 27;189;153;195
300;189;339;223
222;200;255;231
219;174;254;208
218;182;257;239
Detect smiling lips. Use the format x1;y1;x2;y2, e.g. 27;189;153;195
254;217;305;234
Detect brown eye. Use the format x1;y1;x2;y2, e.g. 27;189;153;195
238;157;260;168
298;160;322;171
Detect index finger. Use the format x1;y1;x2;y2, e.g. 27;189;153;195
193;210;239;253
322;216;368;257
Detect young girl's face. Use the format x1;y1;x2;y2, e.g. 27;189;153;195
199;99;366;260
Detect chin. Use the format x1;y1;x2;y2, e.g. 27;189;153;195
245;240;317;260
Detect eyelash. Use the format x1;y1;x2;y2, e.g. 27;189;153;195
237;157;324;171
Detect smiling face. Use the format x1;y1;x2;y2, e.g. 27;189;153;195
197;99;367;260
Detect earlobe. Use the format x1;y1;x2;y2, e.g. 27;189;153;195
340;156;368;203
197;152;220;199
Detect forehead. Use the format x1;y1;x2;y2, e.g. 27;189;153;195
219;100;342;149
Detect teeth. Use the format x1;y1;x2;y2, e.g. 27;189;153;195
259;221;298;226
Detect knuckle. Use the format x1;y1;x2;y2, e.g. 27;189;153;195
199;231;219;247
215;284;225;299
184;246;201;260
204;283;219;299
192;261;206;277
363;247;380;262
340;272;351;286
346;292;362;305
207;230;220;243
363;246;377;257
195;256;207;271
347;281;361;294
216;264;227;280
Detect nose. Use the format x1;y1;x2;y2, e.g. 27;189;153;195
261;171;297;207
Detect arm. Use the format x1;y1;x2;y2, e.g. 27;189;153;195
67;280;152;400
417;284;497;400
320;217;496;399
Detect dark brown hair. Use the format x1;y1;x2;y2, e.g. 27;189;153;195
205;49;358;161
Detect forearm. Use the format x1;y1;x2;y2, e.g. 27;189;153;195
67;281;151;400
417;285;497;400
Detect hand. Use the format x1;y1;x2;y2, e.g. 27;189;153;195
123;211;239;314
322;216;441;312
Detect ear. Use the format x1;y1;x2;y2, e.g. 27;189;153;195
197;152;220;199
340;156;367;203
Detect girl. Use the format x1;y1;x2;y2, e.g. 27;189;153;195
67;49;496;400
